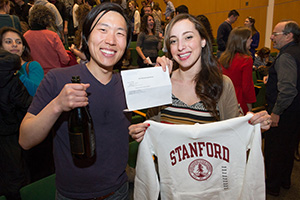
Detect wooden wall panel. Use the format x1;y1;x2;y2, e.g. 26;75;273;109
240;0;268;8
215;0;240;12
273;0;300;24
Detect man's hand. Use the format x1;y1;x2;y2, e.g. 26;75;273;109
271;113;280;127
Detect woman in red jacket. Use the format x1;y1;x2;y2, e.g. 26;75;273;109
219;26;256;114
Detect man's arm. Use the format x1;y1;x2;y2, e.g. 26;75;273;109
217;24;226;51
271;53;298;126
19;83;90;150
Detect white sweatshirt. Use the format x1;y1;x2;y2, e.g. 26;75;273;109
134;114;265;200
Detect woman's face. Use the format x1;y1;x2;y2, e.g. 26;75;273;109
246;36;252;49
88;11;127;69
244;18;252;28
128;2;134;11
147;16;154;30
169;19;205;70
1;31;24;57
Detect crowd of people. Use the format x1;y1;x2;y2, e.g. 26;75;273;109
0;0;299;199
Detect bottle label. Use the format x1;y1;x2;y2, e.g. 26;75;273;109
69;132;85;155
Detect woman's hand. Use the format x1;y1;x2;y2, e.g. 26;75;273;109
248;110;271;131
129;123;150;142
155;56;173;74
53;83;90;113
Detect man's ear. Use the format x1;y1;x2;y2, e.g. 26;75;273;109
285;32;294;41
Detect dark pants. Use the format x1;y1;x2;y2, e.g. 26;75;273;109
56;182;129;200
0;134;27;200
264;111;300;192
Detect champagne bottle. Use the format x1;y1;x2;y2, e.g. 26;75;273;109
68;76;96;167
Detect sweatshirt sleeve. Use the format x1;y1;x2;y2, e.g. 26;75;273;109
134;121;160;200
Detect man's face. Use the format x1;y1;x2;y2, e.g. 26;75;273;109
144;7;152;15
231;15;238;24
270;22;289;50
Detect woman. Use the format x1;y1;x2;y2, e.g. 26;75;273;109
24;5;70;75
219;26;256;114
127;0;140;41
129;14;270;143
244;16;259;59
0;0;21;31
19;3;133;199
136;14;162;67
253;47;274;78
0;27;44;96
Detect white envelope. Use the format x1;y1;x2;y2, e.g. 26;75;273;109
121;67;172;111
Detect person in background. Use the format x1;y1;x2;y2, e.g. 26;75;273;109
0;49;32;200
219;26;256;114
11;0;31;23
163;0;174;21
72;0;82;33
127;0;140;41
143;5;162;37
49;0;69;43
175;4;188;16
19;3;133;199
24;5;70;74
196;14;215;46
0;27;44;96
162;4;189;55
0;0;21;31
139;0;147;18
136;13;162;67
69;3;91;62
152;2;162;36
147;0;154;8
244;16;259;60
129;14;271;142
264;20;300;197
253;47;274;78
152;2;161;20
30;0;64;40
11;0;31;34
216;9;239;58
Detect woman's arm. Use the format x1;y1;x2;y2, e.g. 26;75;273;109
251;32;260;49
18;61;44;96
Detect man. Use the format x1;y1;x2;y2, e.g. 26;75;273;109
216;9;239;58
163;0;175;21
175;4;188;15
19;3;132;199
265;20;300;196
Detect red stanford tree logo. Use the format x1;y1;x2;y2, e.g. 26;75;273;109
188;159;213;181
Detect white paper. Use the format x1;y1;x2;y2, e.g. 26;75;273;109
121;67;172;111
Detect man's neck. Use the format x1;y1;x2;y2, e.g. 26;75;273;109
225;18;232;24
